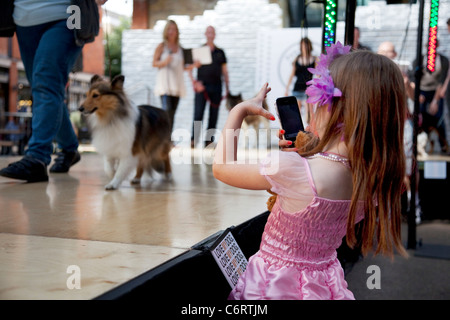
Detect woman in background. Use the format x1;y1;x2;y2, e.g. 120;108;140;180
153;20;196;131
285;37;317;126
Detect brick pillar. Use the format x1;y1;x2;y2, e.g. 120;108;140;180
81;5;105;75
8;36;20;116
132;0;149;29
8;63;17;115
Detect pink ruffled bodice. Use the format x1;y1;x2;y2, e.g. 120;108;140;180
229;151;364;300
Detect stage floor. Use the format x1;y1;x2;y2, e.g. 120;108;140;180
0;147;270;300
1;147;449;300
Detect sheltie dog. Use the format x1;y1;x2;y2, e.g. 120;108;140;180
79;75;172;190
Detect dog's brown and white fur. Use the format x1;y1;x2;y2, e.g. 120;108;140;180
80;75;172;190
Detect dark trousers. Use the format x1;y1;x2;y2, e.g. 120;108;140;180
160;95;180;131
420;90;448;151
16;20;82;165
191;83;222;142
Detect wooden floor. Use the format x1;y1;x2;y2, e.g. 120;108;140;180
0;146;270;300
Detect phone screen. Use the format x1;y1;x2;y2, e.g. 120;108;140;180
276;96;304;142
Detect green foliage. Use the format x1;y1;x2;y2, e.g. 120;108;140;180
104;17;131;79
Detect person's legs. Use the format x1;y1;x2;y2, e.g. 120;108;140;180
206;85;222;131
18;20;82;165
169;95;179;129
420;91;449;153
161;95;179;131
191;92;207;147
419;91;434;134
0;21;82;181
435;99;449;153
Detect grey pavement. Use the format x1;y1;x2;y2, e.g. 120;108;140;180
345;220;450;300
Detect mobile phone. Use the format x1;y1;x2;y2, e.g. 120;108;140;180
276;96;305;143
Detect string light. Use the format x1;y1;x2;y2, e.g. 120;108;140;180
427;0;439;72
323;0;338;48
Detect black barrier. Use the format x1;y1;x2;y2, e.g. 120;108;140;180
95;212;270;301
95;210;364;301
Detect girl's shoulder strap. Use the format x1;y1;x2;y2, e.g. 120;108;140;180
260;151;316;199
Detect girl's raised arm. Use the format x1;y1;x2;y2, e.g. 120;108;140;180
212;84;275;190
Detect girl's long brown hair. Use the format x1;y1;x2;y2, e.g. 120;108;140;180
301;51;408;257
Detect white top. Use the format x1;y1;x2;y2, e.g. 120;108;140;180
154;44;186;98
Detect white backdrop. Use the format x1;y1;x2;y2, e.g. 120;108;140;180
254;24;345;128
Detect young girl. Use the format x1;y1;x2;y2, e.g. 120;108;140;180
213;43;408;300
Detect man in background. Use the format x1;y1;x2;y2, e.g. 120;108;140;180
190;26;229;148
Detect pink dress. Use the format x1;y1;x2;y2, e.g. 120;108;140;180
229;151;364;300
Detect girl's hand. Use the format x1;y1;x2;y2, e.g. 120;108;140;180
278;125;313;152
237;83;275;121
277;129;297;152
212;83;274;191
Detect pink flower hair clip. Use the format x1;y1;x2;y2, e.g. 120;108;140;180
305;41;351;112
